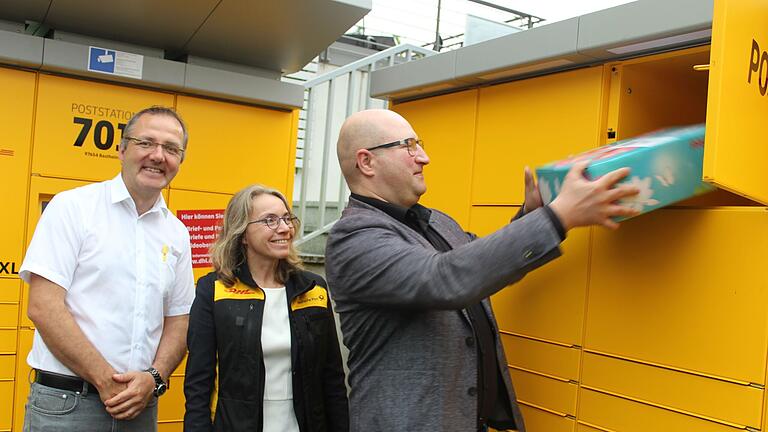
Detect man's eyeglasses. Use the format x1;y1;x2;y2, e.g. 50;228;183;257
123;136;185;159
365;137;424;156
247;214;299;231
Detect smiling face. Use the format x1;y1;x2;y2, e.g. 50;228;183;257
119;113;184;204
243;193;295;265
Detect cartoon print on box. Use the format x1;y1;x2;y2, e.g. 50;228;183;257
536;124;714;221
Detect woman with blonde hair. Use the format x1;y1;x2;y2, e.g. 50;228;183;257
184;184;348;432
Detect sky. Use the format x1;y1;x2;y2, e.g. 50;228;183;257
350;0;637;49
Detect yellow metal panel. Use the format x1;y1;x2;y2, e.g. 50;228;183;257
166;188;232;284
0;330;17;355
0;279;20;303
172;353;187;378
158;421;183;432
33;74;174;182
519;404;574;432
173;96;296;195
499;333;580;381
470;206;590;345
577;388;744;432
510;368;577;416
586;208;768;384
12;328;32;432
0;304;18;329
575;425;609;432
393;89;478;228
704;0;768;203
0;355;14;379
158;375;185;422
0;380;13;431
473;67;605;205
0;68;35;280
581;351;762;429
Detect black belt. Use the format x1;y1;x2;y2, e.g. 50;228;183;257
35;370;100;397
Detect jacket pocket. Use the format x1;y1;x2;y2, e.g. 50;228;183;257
214;397;260;431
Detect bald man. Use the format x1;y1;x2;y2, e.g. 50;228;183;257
325;109;638;432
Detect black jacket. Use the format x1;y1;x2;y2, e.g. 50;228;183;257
183;264;349;432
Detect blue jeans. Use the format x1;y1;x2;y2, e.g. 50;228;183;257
23;382;158;431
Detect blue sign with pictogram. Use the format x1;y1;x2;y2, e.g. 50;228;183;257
88;47;116;74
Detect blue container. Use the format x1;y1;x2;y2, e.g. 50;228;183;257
535;124;714;221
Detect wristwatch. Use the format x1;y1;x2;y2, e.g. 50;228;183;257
145;367;168;397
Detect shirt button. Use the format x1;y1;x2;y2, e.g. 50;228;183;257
468;387;477;397
465;337;475;347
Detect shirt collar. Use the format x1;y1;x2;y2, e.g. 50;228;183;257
109;174;169;217
350;193;431;225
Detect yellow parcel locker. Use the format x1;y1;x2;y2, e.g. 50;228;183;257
166;188;232;284
0;67;35;280
518;404;575;432
159;375;186;423
510;368;577;417
13;328;33;432
0;279;20;304
585;207;768;385
472;66;605;205
32;74;174;182
499;333;579;382
577;387;744;432
392;89;479;228
173;96;298;197
580;351;762;429
470;206;590;345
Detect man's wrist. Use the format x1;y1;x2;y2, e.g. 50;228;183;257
144;367;168;397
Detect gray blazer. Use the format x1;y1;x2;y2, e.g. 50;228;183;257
325;197;563;432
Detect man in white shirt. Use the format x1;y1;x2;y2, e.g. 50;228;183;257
19;106;195;431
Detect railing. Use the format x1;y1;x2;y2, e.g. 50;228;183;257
294;43;436;247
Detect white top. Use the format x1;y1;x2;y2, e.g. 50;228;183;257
261;286;299;432
19;174;195;375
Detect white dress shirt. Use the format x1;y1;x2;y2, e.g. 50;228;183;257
261;286;299;432
19;174;195;376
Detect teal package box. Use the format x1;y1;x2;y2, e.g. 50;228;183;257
535;124;714;220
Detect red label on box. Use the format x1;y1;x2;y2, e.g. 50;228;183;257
177;209;224;268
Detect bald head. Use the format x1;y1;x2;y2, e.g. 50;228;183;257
337;109;415;187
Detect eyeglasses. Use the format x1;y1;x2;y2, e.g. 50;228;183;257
123;136;185;158
247;214;299;231
365;137;424;156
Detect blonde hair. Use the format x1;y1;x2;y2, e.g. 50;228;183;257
210;184;303;287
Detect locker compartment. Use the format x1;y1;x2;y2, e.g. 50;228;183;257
13;328;33;432
575;424;608;432
158;375;185;422
470;206;590;345
158;422;183;432
581;351;762;429
509;367;577;417
0;380;14;431
578;387;745;432
585;207;768;384
519;404;574;432
172;353;187;377
0;355;14;379
173;95;297;196
32;74;174;182
393;89;479;228
0;304;18;329
0;330;17;355
500;333;579;381
472;66;605;205
166;188;232;284
0;67;35;277
0;279;20;303
606;43;765;206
